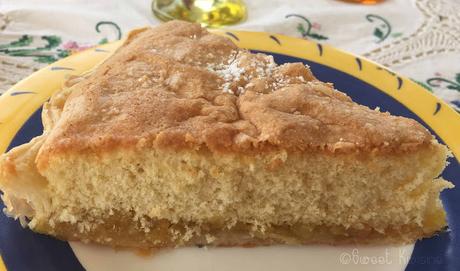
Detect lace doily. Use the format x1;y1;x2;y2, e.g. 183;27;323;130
364;0;460;67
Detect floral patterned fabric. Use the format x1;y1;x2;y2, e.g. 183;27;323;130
0;0;459;111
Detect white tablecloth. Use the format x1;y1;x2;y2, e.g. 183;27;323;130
0;0;459;110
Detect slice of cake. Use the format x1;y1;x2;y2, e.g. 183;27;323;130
0;21;454;248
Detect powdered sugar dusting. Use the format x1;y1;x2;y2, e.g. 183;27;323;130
208;51;278;95
214;56;245;94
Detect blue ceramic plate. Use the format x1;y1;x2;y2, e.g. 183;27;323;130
0;30;459;271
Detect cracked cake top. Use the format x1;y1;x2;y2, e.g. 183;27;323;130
36;20;433;166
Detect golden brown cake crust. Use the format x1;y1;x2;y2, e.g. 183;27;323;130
37;21;432;168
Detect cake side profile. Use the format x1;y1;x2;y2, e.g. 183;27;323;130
0;21;454;248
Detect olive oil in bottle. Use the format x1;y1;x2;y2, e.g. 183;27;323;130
152;0;247;27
